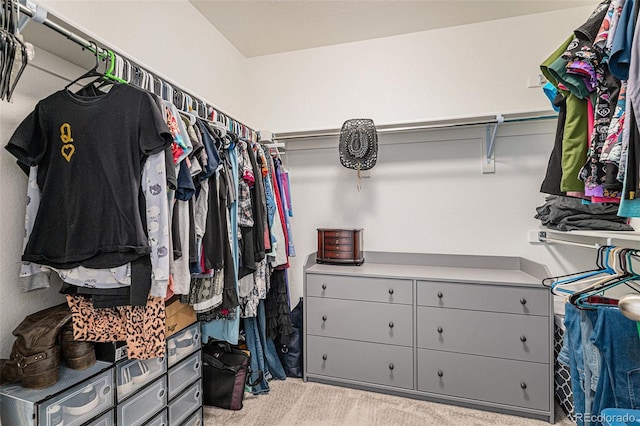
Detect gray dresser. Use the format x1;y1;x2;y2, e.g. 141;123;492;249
303;251;554;423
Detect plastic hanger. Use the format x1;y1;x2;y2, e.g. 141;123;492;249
543;245;611;288
1;0;27;102
179;110;196;126
570;248;640;310
104;50;127;84
551;247;621;301
65;41;104;90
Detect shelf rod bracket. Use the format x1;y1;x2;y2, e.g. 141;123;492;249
537;231;601;249
482;114;504;174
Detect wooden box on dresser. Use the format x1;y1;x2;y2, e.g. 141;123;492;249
303;251;555;423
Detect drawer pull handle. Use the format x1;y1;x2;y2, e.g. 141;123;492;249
437;370;443;377
520;382;527;390
437;327;443;333
322;354;327;361
388;288;394;295
520;336;527;343
389;363;394;370
520;298;527;305
158;389;165;399
437;292;443;298
322;315;327;321
322;284;327;290
388;322;394;328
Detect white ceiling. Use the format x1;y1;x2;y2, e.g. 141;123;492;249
189;0;595;58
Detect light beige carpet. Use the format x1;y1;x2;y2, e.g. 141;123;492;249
204;378;573;426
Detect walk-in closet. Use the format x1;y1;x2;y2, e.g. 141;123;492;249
2;1;640;425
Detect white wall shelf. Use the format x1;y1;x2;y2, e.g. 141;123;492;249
532;228;640;249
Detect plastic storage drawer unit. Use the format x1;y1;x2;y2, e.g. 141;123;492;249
167;322;201;368
116;356;166;401
116;376;167;426
168;380;202;425
145;408;168;426
182;407;203;426
85;409;114;426
168;351;201;400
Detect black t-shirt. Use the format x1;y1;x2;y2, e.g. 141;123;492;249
5;84;173;268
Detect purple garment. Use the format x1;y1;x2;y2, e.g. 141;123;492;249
281;172;294;217
274;160;295;258
584;184;605;197
566;59;598;92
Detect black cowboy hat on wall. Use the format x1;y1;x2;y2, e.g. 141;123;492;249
338;118;378;190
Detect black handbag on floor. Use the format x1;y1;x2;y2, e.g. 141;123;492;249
278;297;303;378
202;341;263;410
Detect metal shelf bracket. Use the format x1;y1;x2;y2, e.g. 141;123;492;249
483;114;504;174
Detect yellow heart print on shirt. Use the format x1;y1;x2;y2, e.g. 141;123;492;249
60;122;75;162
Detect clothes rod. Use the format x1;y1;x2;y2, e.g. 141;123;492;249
273;111;558;141
17;2;255;135
18;3;102;55
538;232;600;249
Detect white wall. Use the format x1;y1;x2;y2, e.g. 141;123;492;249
37;0;251;124
244;4;616;304
0;49;84;358
281;121;608;306
246;6;595;132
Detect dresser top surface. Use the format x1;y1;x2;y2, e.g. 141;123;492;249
305;252;548;287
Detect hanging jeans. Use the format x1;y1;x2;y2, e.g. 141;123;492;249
591;307;640;424
565;303;602;426
244;300;286;395
581;308;601;425
565;304;589;426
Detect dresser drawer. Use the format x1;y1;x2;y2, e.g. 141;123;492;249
320;250;359;259
307;297;413;346
319;230;356;239
307;336;413;389
168;380;202;425
116;356;166;401
417;281;548;316
417;349;549;411
417;307;549;363
116;376;166;426
39;369;114;426
168;351;201;400
322;240;355;250
307;274;412;304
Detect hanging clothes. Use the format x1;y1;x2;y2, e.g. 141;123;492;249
5;84;173;270
201;139;241;345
